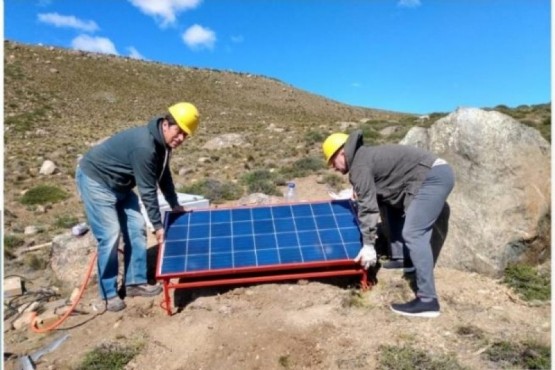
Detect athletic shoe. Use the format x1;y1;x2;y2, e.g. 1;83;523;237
126;284;162;297
382;258;414;269
390;297;440;318
106;296;126;312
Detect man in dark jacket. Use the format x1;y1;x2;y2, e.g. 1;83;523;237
76;102;200;311
322;130;454;317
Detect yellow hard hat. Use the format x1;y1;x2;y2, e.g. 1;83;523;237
322;133;348;164
168;102;200;135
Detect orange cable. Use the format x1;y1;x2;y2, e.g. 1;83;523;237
29;251;97;333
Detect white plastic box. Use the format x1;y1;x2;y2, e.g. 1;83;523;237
140;192;210;231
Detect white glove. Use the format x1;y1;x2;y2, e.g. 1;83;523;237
354;244;377;270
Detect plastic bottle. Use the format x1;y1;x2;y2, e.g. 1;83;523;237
284;182;298;203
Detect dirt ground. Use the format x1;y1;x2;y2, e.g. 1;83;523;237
3;177;551;369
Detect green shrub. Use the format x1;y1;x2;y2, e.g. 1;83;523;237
484;340;550;370
503;263;550;301
241;169;281;195
304;130;325;146
55;215;80;229
178;179;243;204
280;156;325;179
20;185;68;205
77;342;141;370
4;234;24;259
378;345;466;370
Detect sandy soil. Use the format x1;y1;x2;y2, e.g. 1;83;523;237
3;177;551;370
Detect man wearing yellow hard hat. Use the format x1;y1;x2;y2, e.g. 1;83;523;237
75;102;200;312
322;130;454;318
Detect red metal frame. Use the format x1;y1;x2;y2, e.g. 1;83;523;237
156;201;370;315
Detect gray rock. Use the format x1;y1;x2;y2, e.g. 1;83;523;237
401;107;550;276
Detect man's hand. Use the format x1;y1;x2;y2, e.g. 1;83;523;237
155;228;165;246
354;244;377;270
172;205;190;213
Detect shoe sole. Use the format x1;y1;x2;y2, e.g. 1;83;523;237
389;306;440;318
127;289;162;298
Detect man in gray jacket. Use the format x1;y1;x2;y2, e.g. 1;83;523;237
76;102;200;311
322;130;454;317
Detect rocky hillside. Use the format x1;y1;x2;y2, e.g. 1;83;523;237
4;40;550;250
3;41;551;370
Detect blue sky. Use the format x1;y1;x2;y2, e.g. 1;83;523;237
3;0;551;114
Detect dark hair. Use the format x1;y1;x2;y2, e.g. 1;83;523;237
165;114;177;126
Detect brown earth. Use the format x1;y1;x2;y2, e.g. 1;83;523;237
3;177;551;370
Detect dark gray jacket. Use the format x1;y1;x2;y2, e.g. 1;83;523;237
344;130;436;245
79;117;178;230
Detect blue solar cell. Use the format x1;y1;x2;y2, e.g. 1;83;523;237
164;241;186;257
232;220;252;235
257;248;280;265
292;204;313;217
231;208;252;222
161;256;184;274
190;211;210;225
159;200;362;275
252;207;272;219
253;220;274;234
187;238;209;255
315;215;336;229
297;230;320;246
295;217;316;231
211;210;231;223
311;202;332;215
323;243;347;260
319;229;343;244
186;254;209;271
279;247;303;263
233;235;255;251
234;250;257;267
255;234;276;249
211;222;231;236
276;232;299;248
272;205;292;219
188;225;208;239
301;245;325;262
211;236;232;253
212;252;233;269
274;218;295;232
166;226;187;241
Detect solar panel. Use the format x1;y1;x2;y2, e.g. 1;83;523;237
157;199;363;277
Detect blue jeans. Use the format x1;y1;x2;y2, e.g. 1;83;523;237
75;167;148;300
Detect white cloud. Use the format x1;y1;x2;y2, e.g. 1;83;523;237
38;13;99;32
128;0;202;27
127;46;146;60
71;35;118;55
182;24;216;50
397;0;421;8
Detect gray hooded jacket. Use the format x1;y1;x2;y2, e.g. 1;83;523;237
344;130;436;245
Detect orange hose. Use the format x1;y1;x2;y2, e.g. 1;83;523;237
29;251;97;333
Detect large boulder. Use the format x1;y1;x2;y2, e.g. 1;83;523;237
50;232;97;287
401;107;550;276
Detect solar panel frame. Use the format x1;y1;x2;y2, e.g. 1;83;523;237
156;199;364;280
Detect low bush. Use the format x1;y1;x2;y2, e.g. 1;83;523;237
20;185;68;205
503;263;550;301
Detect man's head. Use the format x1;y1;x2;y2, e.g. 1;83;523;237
163;102;200;148
322;133;349;174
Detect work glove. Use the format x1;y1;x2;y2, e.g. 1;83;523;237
354;244;377;270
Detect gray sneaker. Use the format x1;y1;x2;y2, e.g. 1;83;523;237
126;284;162;297
106;296;126;312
